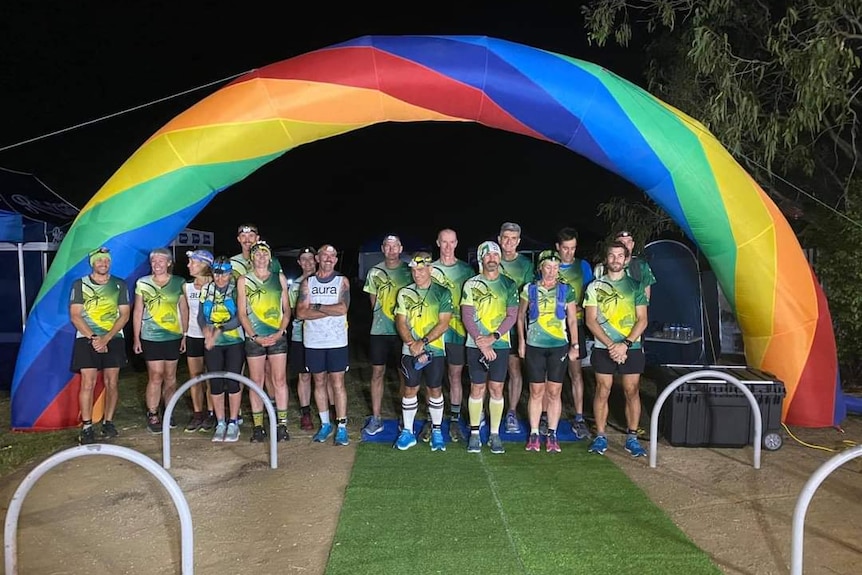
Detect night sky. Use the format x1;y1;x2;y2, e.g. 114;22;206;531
2;2;647;266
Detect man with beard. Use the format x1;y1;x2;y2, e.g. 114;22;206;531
461;241;519;454
584;241;649;458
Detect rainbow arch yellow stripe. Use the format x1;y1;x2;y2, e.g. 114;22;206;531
11;35;841;429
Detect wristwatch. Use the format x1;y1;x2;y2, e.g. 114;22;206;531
570;343;579;349
623;339;634;348
313;303;322;311
492;331;501;340
421;336;430;345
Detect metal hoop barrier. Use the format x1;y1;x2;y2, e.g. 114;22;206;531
4;444;194;575
791;444;862;575
649;369;763;469
163;371;278;470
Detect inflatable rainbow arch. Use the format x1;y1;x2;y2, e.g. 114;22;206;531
11;35;843;429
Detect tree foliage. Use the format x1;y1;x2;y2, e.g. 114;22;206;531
582;0;862;383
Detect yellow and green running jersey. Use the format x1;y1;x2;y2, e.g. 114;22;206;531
135;275;185;341
558;259;593;322
287;280;304;342
520;282;577;347
395;282;453;357
461;273;518;349
499;253;534;292
70;275;129;338
229;252;282;279
583;275;648;350
431;259;474;344
242;272;284;336
363;261;412;336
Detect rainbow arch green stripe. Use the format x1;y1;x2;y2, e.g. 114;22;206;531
12;35;840;429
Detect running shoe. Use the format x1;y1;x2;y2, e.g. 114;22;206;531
572;418;591;441
313;423;333;443
505;410;522;434
430;428;446;452
212;421;227;442
419;419;432;442
224;422;240;443
539;412;549;436
250;425;267;443
276;424;290;442
362;416;384;436
588;434;608;455
625;436;648;458
100;421;119;439
525;433;541;452
395;429;417;451
300;412;314;431
169;416;177;429
546;433;561;453
200;412;216;432
146;412;162;435
467;434;482;453
488;433;505;454
448;418;464;443
79;426;96;445
185;412;204;433
334;426;349;446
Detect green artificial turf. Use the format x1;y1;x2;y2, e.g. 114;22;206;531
325;443;721;575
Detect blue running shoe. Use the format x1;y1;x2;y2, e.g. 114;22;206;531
395;428;417;450
505;410;521;434
430;428;446;452
488;433;505;454
625;436;647;457
467;434;482;453
362;416;384;436
334;426;349;446
588;434;608;455
313;423;333;443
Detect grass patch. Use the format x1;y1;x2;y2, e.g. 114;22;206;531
0;390;77;477
326;443;720;575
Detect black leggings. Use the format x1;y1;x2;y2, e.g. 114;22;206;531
204;343;245;395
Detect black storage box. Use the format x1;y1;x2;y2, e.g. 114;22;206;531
653;364;786;448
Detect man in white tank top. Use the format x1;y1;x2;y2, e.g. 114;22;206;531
296;244;351;446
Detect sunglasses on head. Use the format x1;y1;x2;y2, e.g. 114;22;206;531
88;247;110;257
237;225;258;234
212;265;232;275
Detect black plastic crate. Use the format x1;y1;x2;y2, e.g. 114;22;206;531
654;365;786;448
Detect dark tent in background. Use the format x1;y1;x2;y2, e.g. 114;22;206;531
0;167;79;389
641;239;724;366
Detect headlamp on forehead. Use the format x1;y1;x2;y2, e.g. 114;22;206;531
89;246;110;257
250;240;271;255
537;249;561;269
237;224;258;234
409;254;433;268
615;230;632;238
212;256;232;275
88;246;111;266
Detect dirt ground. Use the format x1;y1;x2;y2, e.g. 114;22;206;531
2;414;861;575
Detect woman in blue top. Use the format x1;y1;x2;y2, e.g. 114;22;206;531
200;256;246;442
